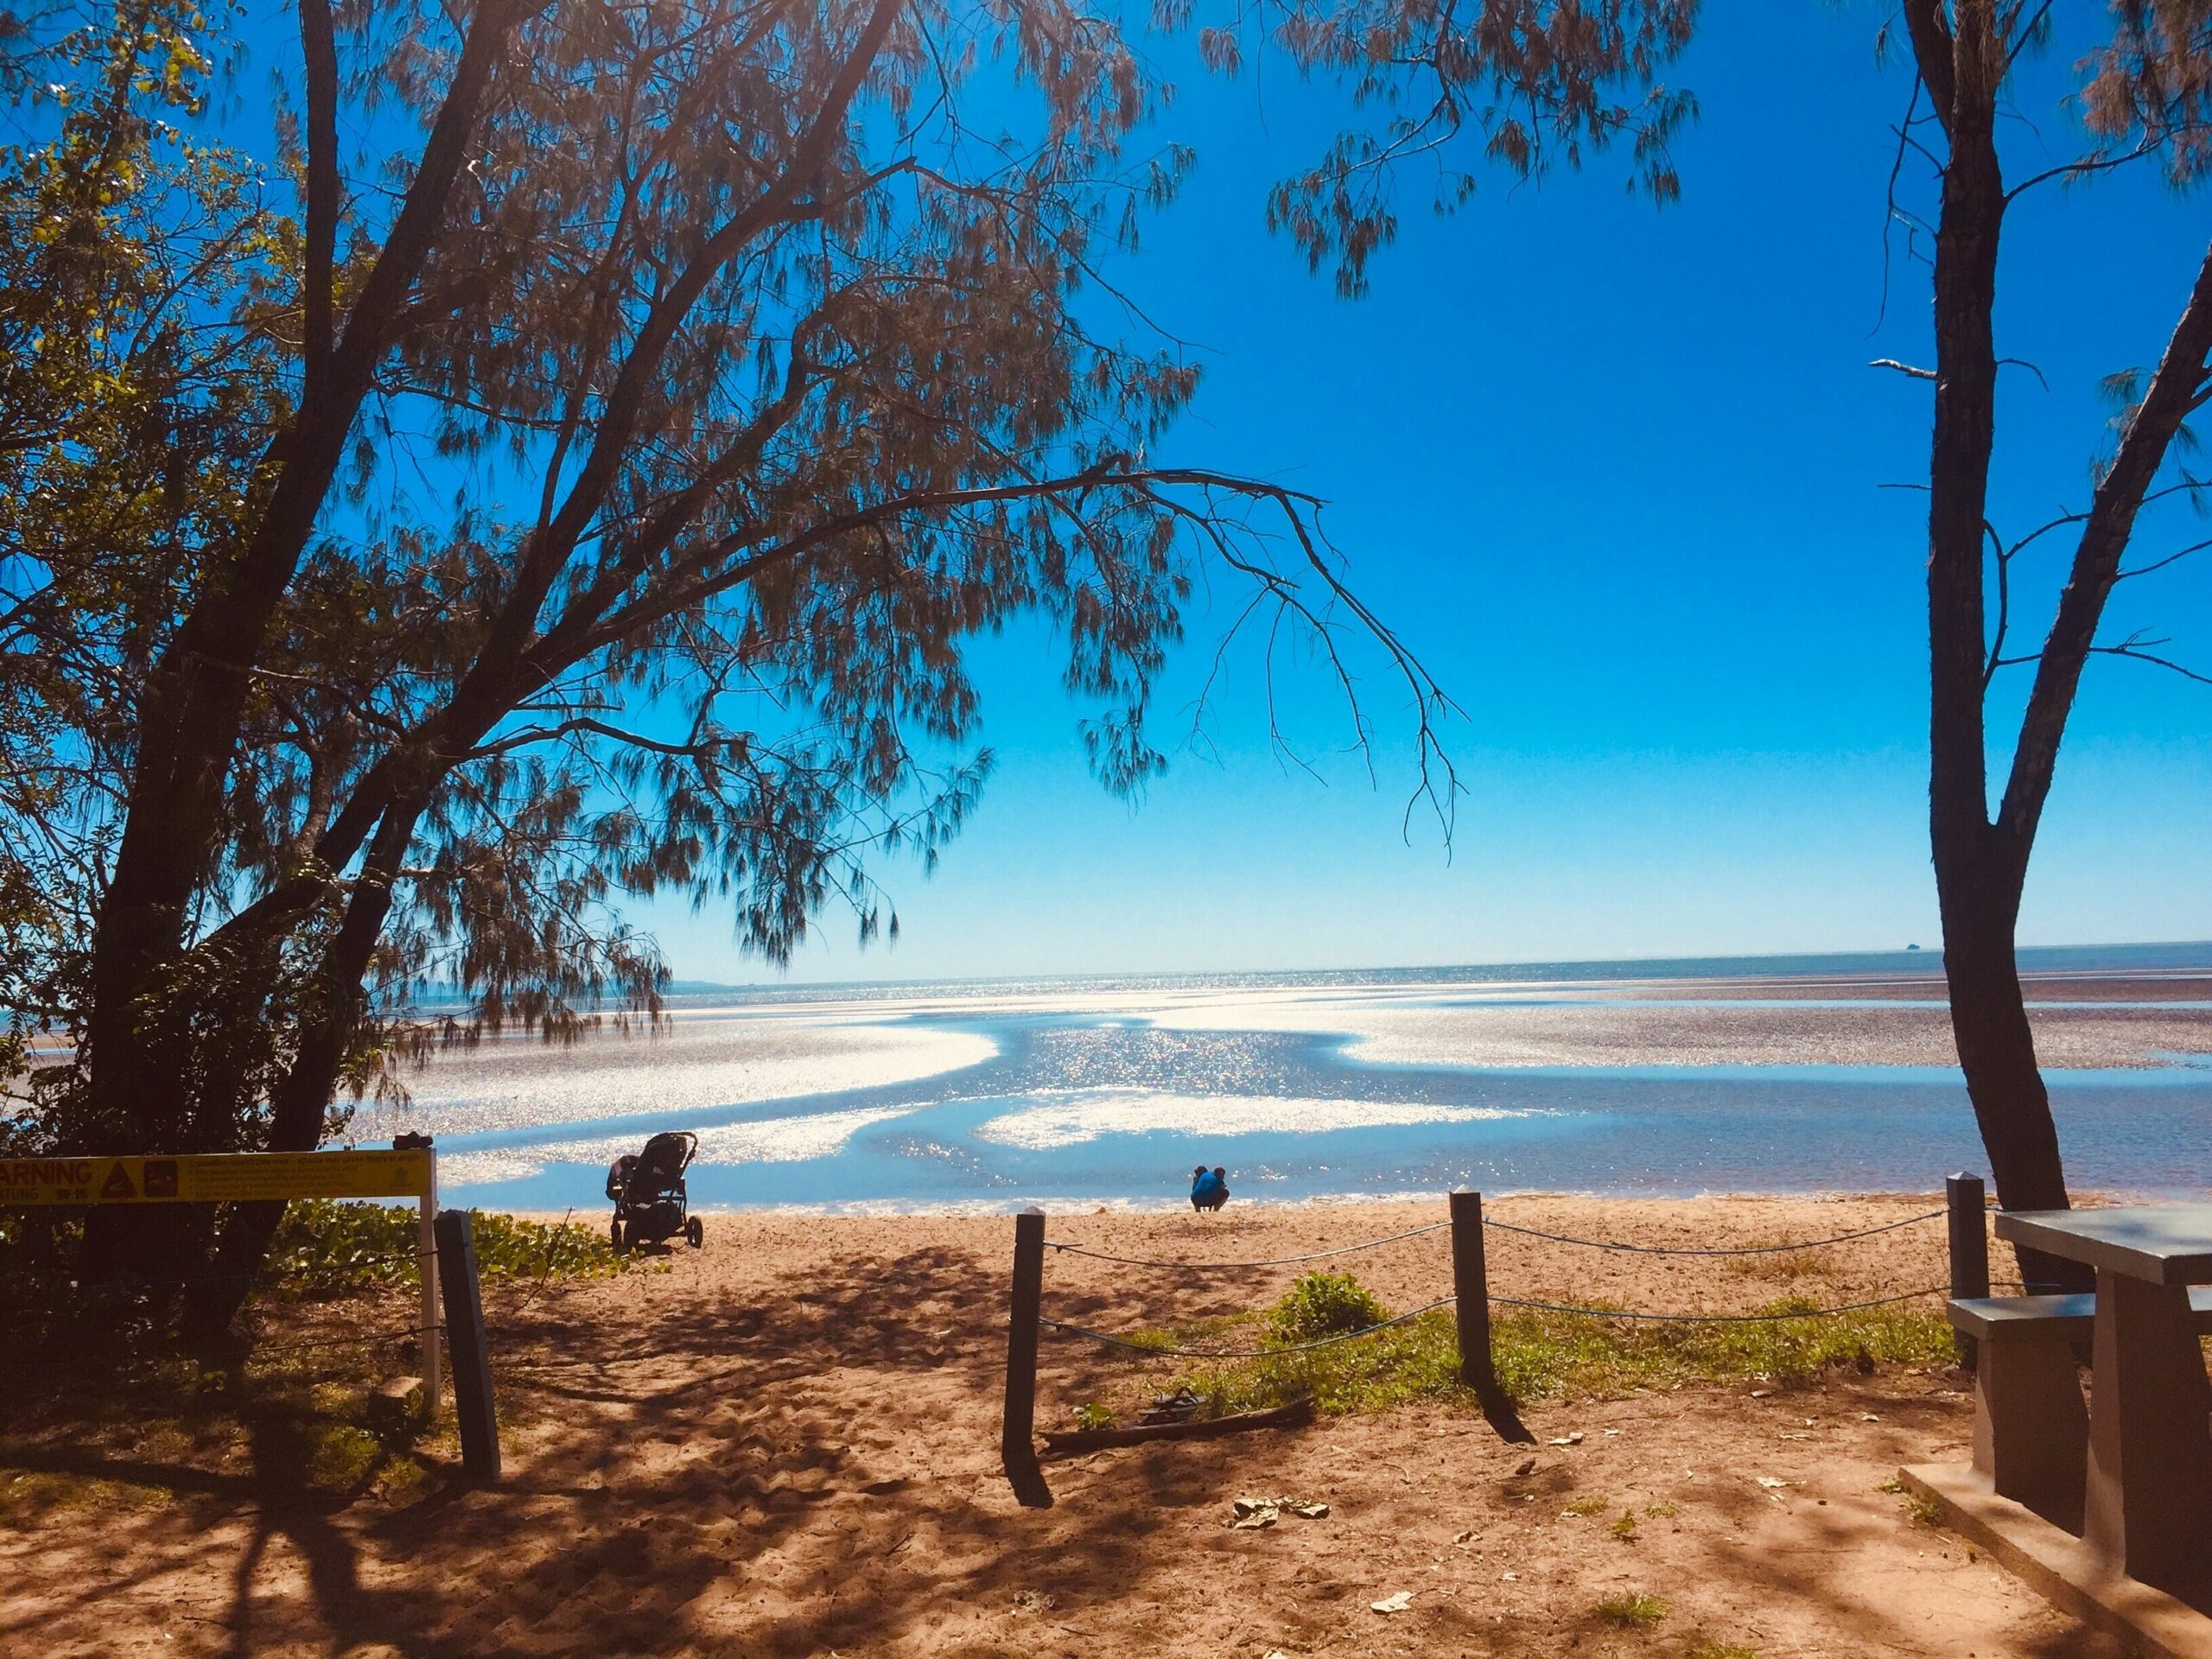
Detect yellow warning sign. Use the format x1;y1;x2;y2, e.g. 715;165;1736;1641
0;1149;432;1206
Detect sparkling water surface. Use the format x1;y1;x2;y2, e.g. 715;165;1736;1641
388;945;2212;1212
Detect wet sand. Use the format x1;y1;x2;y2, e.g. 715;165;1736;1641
1322;995;2212;1071
1623;970;2212;1002
0;1196;2128;1656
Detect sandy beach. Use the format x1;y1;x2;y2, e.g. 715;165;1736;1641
0;1194;2128;1656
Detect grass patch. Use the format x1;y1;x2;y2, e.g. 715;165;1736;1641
1610;1510;1638;1539
0;1469;175;1519
1175;1306;1467;1415
4;1355;459;1515
1592;1592;1669;1628
0;1202;613;1510
1685;1643;1758;1659
305;1423;382;1492
1122;1313;1255;1355
1491;1296;1954;1402
1560;1494;1608;1516
1643;1500;1679;1519
1904;1487;1947;1528
1157;1274;1954;1417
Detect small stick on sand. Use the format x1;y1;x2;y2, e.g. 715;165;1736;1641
1038;1396;1316;1455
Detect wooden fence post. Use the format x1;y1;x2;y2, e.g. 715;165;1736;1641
1947;1172;1990;1372
1451;1190;1503;1408
396;1133;441;1411
434;1208;500;1480
1001;1207;1046;1495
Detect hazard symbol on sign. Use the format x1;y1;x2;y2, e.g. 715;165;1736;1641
3;1147;430;1205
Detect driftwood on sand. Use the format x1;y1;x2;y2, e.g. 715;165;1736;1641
1038;1396;1316;1455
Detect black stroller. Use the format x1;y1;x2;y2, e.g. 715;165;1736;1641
606;1130;703;1252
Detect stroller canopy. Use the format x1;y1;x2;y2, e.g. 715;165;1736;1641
634;1131;696;1190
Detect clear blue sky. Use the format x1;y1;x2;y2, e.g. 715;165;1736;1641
641;1;2212;983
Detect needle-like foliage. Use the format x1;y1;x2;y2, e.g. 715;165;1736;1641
0;0;1465;1320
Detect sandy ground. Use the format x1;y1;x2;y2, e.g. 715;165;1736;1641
0;1195;2134;1658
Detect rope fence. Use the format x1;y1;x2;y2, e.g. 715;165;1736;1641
1488;1287;1948;1323
1043;1219;1449;1271
1480;1210;1947;1255
245;1322;443;1356
1040;1297;1462;1359
1000;1174;2005;1484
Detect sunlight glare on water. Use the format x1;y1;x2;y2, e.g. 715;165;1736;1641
385;950;2212;1212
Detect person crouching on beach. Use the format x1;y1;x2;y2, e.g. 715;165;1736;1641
1191;1165;1229;1212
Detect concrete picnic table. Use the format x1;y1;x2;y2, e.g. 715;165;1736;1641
1996;1204;2212;1598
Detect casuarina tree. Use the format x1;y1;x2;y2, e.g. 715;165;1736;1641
1243;1;2212;1281
16;0;2205;1325
1;0;1460;1330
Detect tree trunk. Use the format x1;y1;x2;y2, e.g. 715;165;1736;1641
1935;851;2090;1293
1918;1;2087;1294
77;0;525;1293
183;791;432;1338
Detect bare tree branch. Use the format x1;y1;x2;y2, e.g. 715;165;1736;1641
1999;238;2212;845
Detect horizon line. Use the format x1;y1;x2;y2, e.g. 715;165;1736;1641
647;937;2212;998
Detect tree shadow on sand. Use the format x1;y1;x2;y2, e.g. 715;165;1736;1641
0;1245;2135;1657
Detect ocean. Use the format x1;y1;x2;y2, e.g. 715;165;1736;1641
361;944;2212;1213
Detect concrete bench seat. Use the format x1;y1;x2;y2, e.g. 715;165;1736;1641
1948;1287;2212;1344
1951;1293;2094;1532
1946;1287;2212;1535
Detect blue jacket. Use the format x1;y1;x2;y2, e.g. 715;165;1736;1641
1192;1169;1228;1204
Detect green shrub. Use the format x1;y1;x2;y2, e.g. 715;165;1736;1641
263;1200;423;1295
264;1201;624;1297
1267;1271;1389;1345
467;1208;626;1281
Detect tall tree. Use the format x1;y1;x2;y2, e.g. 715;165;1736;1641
22;0;2205;1325
1908;2;2212;1279
2;0;1454;1325
1252;0;2212;1268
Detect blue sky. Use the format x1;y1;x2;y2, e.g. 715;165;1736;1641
644;5;2212;981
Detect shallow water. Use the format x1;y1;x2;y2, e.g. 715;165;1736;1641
389;957;2212;1212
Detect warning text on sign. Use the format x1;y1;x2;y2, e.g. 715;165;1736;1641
0;1149;432;1205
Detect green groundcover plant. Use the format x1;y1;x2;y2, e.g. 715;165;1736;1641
1126;1274;1954;1418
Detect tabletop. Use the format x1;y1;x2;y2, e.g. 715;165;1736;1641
1994;1204;2212;1287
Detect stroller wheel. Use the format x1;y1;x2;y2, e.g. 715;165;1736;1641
609;1217;625;1253
685;1216;703;1249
